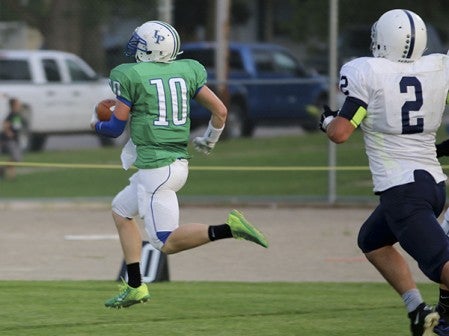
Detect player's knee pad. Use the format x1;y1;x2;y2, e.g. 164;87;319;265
146;231;172;251
111;173;139;218
357;219;397;253
400;219;449;283
112;191;137;218
357;229;383;253
418;247;449;283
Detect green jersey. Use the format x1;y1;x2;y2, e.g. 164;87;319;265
109;59;207;169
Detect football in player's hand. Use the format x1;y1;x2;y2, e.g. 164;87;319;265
96;99;116;121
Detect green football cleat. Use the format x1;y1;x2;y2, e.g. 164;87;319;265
105;279;151;308
226;209;269;248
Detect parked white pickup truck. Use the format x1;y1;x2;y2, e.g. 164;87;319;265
0;49;115;151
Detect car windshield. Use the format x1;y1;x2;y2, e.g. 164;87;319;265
253;49;308;76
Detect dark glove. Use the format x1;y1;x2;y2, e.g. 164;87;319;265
436;139;449;158
319;105;339;132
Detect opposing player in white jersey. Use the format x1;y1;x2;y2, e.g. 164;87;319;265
320;9;449;336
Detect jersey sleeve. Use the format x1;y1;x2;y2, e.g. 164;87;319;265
338;60;371;128
109;65;133;107
187;60;207;98
340;60;370;105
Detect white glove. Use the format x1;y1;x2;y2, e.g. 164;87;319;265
193;137;216;155
90;106;99;129
193;121;224;155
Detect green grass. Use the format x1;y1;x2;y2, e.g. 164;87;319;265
1;129;449;200
0;280;440;336
0;132;365;199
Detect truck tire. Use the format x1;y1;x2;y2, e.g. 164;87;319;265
223;102;254;138
18;105;47;152
18;120;31;152
300;117;320;132
28;134;47;152
301;92;328;132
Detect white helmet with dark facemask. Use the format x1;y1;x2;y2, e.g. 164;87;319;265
371;9;427;63
125;20;182;63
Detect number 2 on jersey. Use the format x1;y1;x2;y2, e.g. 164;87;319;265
400;76;423;134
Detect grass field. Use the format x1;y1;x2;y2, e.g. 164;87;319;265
0;131;375;199
2;129;449;200
0;280;440;336
1;130;448;335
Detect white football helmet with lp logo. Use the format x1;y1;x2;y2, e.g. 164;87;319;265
371;9;427;63
125;20;182;63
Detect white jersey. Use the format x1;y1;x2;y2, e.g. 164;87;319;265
340;54;449;192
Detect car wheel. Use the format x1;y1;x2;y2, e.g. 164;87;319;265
28;134;47;152
224;102;254;138
18;120;31;151
18;105;45;152
301;93;328;132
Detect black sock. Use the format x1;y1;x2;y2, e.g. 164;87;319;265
208;224;232;241
126;262;142;288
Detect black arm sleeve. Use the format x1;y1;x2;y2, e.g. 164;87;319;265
336;96;368;128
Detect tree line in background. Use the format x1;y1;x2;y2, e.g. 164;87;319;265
289;0;449;42
1;0;449;75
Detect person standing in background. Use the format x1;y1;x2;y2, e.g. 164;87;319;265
1;98;24;180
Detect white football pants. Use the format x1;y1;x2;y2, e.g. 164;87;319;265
112;159;189;250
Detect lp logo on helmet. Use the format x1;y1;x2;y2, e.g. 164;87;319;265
153;30;165;44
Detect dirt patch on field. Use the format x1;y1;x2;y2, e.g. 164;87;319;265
0;201;432;283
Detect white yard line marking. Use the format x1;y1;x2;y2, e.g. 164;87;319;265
64;234;119;241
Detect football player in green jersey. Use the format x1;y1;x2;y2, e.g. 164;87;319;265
91;21;268;309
